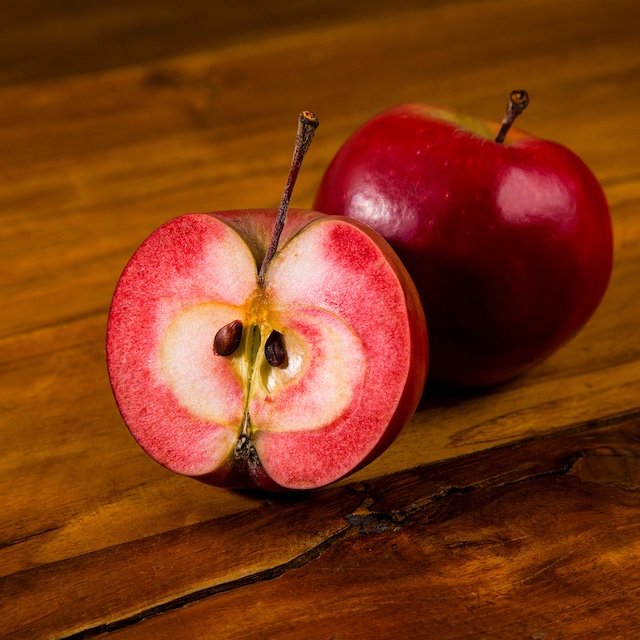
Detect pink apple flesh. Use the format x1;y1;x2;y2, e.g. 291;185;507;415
313;103;613;387
107;209;428;490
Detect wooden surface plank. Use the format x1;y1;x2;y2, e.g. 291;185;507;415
0;0;433;86
101;420;640;640
1;0;639;638
5;419;638;639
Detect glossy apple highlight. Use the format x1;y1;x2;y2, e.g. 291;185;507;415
314;92;613;386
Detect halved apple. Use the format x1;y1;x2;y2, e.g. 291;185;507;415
107;113;428;490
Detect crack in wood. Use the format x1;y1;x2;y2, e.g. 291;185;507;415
0;524;62;551
341;450;604;536
60;419;640;639
60;484;479;637
61;525;352;639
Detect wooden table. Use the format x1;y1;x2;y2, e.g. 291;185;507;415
2;1;639;637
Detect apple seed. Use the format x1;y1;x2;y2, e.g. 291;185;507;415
265;330;286;367
213;319;243;356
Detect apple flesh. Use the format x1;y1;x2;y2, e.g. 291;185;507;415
107;208;428;490
313;98;613;386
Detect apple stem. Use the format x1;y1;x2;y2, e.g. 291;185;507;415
258;111;319;285
495;90;529;144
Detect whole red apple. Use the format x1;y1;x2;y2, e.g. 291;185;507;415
107;113;428;490
314;92;613;386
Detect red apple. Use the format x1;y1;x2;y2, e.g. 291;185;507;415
107;112;428;491
314;92;613;386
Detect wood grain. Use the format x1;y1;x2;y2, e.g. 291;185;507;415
101;420;640;640
1;0;639;638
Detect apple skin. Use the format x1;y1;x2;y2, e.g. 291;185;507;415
313;103;613;387
107;208;428;491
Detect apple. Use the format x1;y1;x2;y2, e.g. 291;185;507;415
107;112;428;491
313;91;613;387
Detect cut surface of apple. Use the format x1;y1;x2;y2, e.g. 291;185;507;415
107;209;428;490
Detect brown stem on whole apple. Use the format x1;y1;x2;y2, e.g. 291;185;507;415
213;319;243;356
258;111;319;285
495;90;529;144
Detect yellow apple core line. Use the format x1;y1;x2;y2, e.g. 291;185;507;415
158;290;366;440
